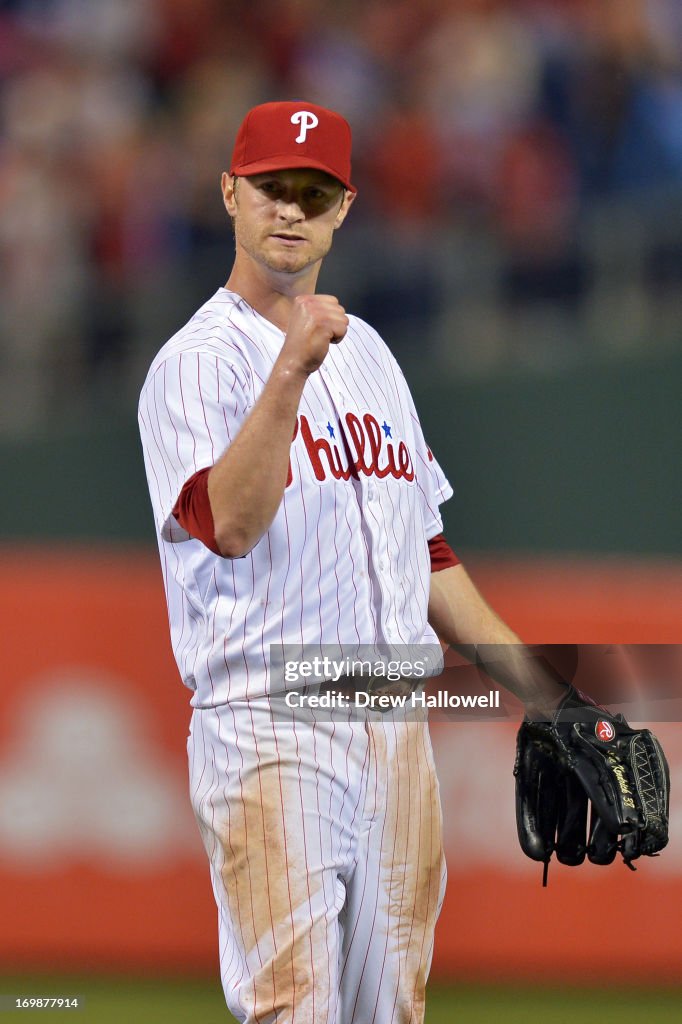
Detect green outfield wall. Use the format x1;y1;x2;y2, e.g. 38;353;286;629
1;350;679;556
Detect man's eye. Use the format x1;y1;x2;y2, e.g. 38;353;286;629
305;189;328;203
260;182;281;194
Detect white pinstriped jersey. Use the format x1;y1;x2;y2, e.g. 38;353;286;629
138;288;453;707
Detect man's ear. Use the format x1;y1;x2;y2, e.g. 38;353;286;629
222;172;238;217
334;189;356;230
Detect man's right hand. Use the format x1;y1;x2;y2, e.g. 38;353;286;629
281;294;349;376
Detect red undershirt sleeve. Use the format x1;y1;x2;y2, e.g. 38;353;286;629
428;533;460;572
172;467;221;555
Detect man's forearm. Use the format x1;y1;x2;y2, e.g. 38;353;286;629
428;564;567;712
207;293;350;557
208;357;307;557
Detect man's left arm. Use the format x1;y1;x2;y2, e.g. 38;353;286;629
428;563;520;647
399;371;566;711
428;563;567;714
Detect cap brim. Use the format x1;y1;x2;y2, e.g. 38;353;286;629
230;155;357;193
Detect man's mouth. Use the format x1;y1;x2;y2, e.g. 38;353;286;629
271;233;306;245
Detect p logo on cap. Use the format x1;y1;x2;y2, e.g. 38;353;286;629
291;111;319;144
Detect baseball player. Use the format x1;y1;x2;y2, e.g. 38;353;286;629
138;102;666;1023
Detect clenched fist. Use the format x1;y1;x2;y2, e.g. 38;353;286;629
282;294;348;376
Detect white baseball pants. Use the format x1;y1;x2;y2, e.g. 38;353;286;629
188;700;446;1024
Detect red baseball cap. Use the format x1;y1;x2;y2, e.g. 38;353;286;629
229;100;357;193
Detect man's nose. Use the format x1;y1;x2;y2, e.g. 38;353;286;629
277;197;304;220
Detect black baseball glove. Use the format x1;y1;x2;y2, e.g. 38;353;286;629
514;686;670;884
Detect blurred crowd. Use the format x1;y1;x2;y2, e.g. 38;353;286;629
1;0;682;430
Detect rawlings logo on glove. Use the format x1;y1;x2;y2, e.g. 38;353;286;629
514;686;670;885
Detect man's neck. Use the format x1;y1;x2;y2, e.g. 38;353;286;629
225;260;321;333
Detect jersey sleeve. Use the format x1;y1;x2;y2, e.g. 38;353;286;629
138;349;252;543
358;317;454;540
403;381;453;540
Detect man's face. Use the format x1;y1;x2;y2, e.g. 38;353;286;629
222;168;355;277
